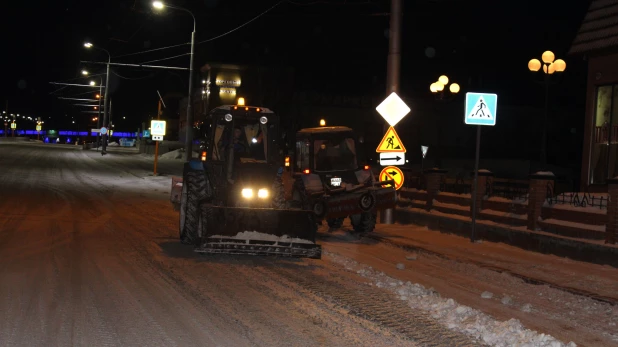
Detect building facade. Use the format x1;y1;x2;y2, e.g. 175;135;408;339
570;0;618;190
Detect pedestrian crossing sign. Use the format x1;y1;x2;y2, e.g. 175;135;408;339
151;120;166;136
465;92;498;126
376;126;407;153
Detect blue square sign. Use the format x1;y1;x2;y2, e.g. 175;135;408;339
465;92;498;126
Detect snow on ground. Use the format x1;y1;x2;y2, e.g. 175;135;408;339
481;208;527;220
541;218;606;232
534;171;555;176
325;250;577;347
543;201;607;214
486;196;528;205
209;231;315;244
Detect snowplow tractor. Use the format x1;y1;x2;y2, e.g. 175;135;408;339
170;105;321;259
285;126;397;233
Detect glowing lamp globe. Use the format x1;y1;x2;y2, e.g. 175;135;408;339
543;62;556;75
528;59;541;72
553;59;566;72
542;50;555;64
449;83;460;94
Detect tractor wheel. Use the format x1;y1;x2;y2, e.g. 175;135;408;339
327;218;344;229
350;212;377;233
196;203;214;245
179;169;209;245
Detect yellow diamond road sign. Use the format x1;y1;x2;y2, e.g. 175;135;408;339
376;92;411;127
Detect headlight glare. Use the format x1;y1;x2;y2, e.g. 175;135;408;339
258;188;269;198
241;188;253;198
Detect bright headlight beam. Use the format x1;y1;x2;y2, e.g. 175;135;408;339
241;188;253;198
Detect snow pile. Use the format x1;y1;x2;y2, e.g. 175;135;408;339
533;171;555;177
325;250;577;347
208;231;314;244
159;149;200;160
108;142;119;147
160;149;184;159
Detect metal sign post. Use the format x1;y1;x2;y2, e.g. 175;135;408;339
152;91;167;176
421;145;429;172
464;92;498;242
153;101;162;176
375;92;410;224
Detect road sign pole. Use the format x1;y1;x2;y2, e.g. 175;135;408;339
470;125;482;242
381;0;402;225
154;100;161;176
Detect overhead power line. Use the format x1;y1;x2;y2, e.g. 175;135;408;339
113;42;190;59
196;1;283;45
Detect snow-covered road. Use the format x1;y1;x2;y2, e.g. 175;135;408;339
0;143;599;346
0;144;465;346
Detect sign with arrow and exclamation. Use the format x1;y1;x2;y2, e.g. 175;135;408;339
379;152;405;166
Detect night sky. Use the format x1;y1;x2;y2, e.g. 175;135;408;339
0;0;591;131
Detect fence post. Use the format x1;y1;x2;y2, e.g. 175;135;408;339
606;178;618;244
471;170;494;218
424;168;448;211
527;171;555;231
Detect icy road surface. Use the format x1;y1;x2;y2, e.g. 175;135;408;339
0;143;474;347
0;143;595;347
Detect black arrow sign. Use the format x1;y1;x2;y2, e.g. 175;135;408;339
381;156;402;162
388;171;398;176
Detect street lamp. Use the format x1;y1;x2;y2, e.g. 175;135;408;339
84;42;111;155
528;50;566;168
82;70;89;76
430;75;460;100
153;1;197;161
429;75;460;167
89;81;95;86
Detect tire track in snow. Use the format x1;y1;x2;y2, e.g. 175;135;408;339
258;259;483;347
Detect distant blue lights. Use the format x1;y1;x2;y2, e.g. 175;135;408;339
0;130;139;138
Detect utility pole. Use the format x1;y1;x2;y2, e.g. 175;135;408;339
96;82;102;149
154;100;162;176
102;59;111;155
381;0;402;225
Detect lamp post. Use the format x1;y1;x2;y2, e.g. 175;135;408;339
82;70;104;149
429;75;460;167
84;42;111;155
153;1;197;161
528;51;566;168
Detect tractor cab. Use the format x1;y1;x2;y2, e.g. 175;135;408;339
292;126;372;191
199;105;282;207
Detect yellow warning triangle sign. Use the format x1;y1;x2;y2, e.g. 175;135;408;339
376;126;406;153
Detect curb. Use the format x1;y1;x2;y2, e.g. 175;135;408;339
393;208;618;269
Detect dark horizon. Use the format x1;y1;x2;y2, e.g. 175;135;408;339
0;0;591;139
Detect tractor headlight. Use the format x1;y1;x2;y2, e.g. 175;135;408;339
241;188;253;198
258;188;269;198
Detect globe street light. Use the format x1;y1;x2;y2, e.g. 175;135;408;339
430;75;460;101
429;75;460;167
84;42;111;155
528;50;566;168
153;1;197;161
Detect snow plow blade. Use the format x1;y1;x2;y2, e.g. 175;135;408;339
197;206;321;259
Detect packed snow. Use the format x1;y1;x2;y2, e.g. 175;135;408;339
159;148;200;160
533;171;555;177
209;231;315;244
325;250;577;347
